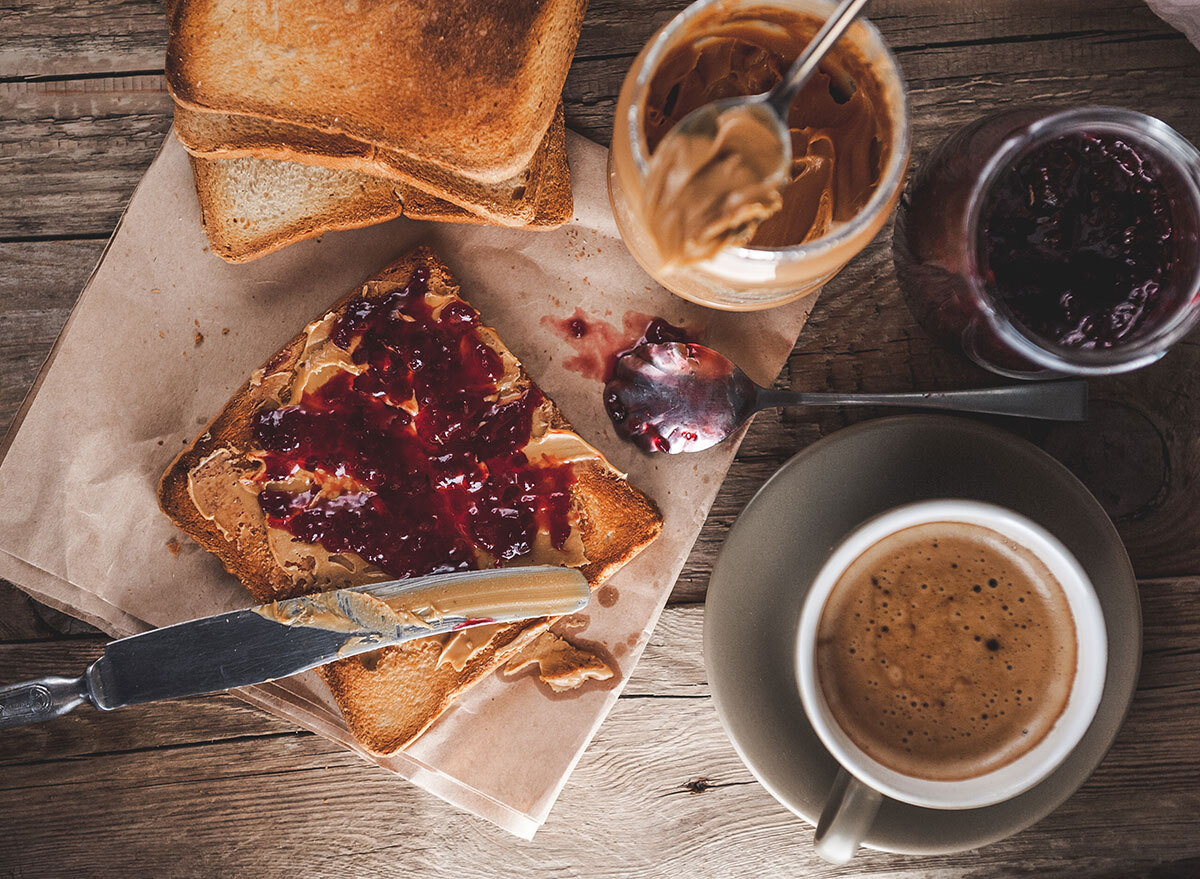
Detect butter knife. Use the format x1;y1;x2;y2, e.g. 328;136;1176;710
0;566;588;730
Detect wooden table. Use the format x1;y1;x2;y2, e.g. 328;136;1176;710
3;1;1199;875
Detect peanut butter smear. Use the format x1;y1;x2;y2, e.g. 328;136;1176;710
643;104;786;269
642;10;890;264
503;631;615;692
254;589;434;658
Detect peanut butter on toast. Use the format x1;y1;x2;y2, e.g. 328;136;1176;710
158;247;662;753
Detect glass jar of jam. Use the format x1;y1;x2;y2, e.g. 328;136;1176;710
894;107;1200;377
608;0;910;311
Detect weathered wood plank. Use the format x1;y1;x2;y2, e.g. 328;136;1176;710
0;0;166;78
3;0;1187;76
0;579;1196;877
4;0;1200;237
0;77;173;239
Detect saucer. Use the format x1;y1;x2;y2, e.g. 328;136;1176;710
704;415;1141;854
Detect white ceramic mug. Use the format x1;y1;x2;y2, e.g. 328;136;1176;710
795;500;1107;863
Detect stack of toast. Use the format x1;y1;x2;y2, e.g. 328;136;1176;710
159;247;663;754
165;0;586;262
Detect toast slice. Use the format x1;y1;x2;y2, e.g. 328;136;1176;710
159;247;662;753
188;146;571;263
175;103;572;228
166;0;587;184
188;153;459;263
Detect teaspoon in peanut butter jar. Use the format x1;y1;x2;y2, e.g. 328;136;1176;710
609;0;910;310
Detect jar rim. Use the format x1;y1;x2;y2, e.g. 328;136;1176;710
625;0;911;275
962;106;1200;375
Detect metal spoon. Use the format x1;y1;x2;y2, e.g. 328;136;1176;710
603;340;1088;454
643;0;872;262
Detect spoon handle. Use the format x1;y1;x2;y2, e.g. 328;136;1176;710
767;0;872;118
754;380;1088;422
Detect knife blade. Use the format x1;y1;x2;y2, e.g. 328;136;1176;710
0;566;588;729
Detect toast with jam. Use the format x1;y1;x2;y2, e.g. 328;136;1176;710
158;246;662;753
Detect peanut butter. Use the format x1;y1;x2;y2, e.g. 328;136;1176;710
437;622;506;671
503;631;615;693
642;8;891;266
254;589;433;658
253;567;589;662
644;104;786;269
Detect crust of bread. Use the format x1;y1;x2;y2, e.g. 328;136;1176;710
189;153;406;263
188;131;570;263
176;104;572;229
165;0;587;184
158;247;662;753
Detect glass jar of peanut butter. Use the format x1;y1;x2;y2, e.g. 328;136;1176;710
609;0;910;310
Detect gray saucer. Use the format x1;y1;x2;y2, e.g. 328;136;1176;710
704;415;1141;854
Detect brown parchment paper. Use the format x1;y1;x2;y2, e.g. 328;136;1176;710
0;130;815;838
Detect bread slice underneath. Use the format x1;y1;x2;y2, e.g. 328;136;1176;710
176;103;571;228
187;153;455;263
158;247;663;754
188;142;571;263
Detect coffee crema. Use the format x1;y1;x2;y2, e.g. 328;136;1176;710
815;521;1077;781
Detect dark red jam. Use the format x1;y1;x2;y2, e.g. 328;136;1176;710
980;132;1175;349
640;317;690;346
602;318;691;432
252;267;577;579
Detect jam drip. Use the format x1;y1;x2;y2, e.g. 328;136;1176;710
252;267;577;580
981;132;1175;349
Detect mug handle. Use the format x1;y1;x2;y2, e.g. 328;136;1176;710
813;768;884;864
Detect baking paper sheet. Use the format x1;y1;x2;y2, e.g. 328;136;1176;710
0;130;814;837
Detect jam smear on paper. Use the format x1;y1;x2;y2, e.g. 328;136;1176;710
541;309;696;381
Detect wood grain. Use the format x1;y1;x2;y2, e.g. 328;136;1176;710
4;0;1200;874
0;0;165;78
4;0;1198;238
0;581;1197;877
0;77;172;239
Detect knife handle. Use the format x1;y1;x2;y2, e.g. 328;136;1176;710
0;675;92;730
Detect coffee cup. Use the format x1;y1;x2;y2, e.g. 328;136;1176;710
795;499;1107;863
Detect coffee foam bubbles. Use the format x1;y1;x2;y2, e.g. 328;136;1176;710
815;521;1077;782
